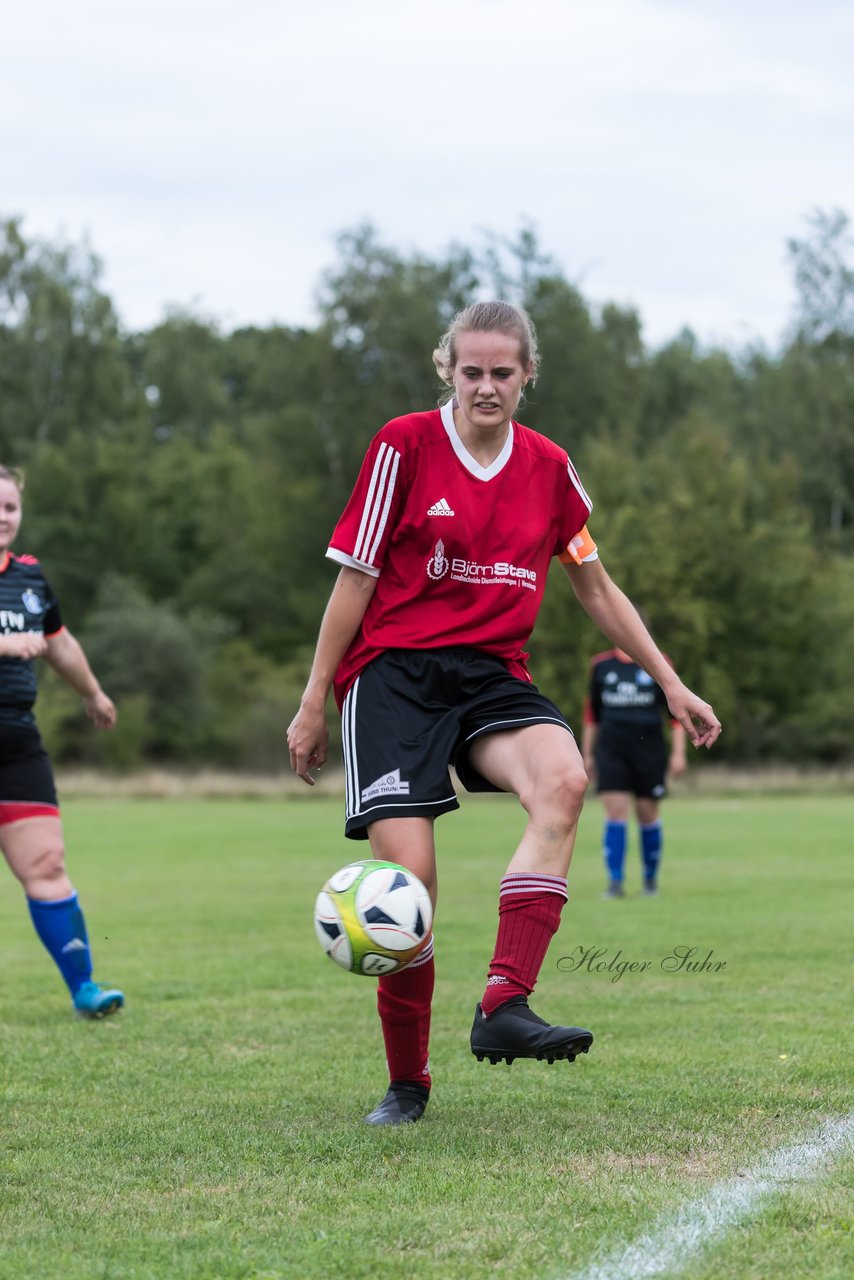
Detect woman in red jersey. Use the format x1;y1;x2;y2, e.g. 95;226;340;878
0;466;123;1018
288;301;720;1125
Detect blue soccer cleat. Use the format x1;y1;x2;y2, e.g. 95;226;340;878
73;981;125;1019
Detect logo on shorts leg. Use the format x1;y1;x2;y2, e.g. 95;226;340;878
427;539;449;580
361;768;411;803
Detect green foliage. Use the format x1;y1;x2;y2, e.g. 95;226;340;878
0;217;141;463
31;666;82;761
788;557;854;760
532;415;821;759
203;638;304;771
75;574;225;762
3;211;854;763
788;208;854;342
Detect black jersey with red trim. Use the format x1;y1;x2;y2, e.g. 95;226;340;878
0;553;63;725
584;649;672;729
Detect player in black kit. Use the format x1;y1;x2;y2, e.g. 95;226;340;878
0;466;123;1017
582;647;686;897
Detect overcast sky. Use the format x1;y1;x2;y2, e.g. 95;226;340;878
5;0;852;349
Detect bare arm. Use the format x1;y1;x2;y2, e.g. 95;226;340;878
581;719;597;777
44;628;116;728
287;566;378;785
668;721;688;777
562;558;721;749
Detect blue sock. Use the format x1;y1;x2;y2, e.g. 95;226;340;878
27;892;93;996
603;821;627;883
640;822;663;882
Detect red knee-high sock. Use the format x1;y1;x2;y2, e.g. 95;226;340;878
481;874;567;1015
376;936;434;1089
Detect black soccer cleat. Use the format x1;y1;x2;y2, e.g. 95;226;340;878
471;996;593;1066
364;1081;430;1126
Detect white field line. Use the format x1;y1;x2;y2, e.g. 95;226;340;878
565;1112;854;1280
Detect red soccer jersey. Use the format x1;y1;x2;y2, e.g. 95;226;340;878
327;401;595;707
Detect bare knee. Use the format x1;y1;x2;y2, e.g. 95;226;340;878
636;798;660;825
16;839;70;899
521;758;588;827
366;817;438;905
602;792;632;822
554;761;588;819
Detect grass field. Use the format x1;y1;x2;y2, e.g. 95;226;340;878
1;794;852;1280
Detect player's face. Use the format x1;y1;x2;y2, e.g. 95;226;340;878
0;479;22;550
451;331;532;435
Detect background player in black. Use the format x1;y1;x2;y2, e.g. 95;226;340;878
0;466;123;1017
582;646;686;896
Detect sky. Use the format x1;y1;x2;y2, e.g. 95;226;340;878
4;0;853;350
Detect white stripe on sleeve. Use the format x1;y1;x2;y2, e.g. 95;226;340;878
353;442;401;566
566;458;592;513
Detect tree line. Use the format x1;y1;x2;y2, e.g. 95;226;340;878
1;213;853;770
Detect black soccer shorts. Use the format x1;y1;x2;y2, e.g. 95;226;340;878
594;723;668;799
341;647;573;839
0;720;60;824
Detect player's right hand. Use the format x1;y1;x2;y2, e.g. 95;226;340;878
2;632;48;660
287;705;329;785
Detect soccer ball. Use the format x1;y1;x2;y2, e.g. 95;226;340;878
313;860;433;976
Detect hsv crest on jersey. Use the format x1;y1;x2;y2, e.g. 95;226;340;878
22;590;43;614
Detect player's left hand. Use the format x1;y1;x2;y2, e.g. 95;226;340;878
86;690;117;729
667;686;721;749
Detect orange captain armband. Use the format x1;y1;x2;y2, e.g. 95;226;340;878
559;524;598;566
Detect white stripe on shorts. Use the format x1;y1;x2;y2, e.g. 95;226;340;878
461;714;571;744
342;678;360;820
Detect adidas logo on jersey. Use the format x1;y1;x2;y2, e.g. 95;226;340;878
427;498;455;516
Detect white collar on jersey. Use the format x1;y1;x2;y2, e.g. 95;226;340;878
440;399;514;481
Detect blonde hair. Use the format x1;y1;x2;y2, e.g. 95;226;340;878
432;301;541;387
0;466;24;493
